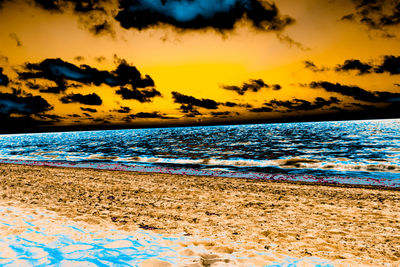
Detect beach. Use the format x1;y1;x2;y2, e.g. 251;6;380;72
0;163;399;266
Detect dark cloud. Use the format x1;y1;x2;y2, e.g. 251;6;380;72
171;92;219;113
221;79;280;95
249;106;273;113
223;101;253;108
395;83;400;87
82;112;93;117
60;93;102;105
310;81;400;103
68;114;81;117
342;0;400;34
311;55;400;76
0;92;52;115
115;0;294;32
123;111;173;121
115;87;161;102
9;33;22;47
336;59;373;75
375;55;400;75
267;97;340;111
33;0;107;13
224;101;238;107
80;107;97;113
0;68;9;86
250;97;340;113
35;113;63;122
19;58;157;95
89;20;114;36
112;106;131;113
211;111;231;117
303;60;328;72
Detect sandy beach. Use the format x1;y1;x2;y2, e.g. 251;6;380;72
0;163;399;266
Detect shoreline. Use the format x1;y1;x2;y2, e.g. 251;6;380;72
0;163;399;266
1;159;399;190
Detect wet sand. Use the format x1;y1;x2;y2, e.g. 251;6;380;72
0;163;399;266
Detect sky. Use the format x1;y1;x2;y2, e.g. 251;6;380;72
0;0;399;133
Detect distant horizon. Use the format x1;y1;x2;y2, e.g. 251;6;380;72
2;115;399;136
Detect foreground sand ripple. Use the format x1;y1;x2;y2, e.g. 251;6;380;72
0;163;399;266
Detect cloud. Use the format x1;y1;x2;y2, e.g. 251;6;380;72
171;91;220;115
35;113;64;122
19;58;157;94
95;56;106;63
9;33;22;47
310;81;400;103
375;55;400;75
250;97;340;113
224;101;238;107
123;111;173;121
223;101;253;108
74;56;85;61
0;92;52;114
115;0;294;32
335;59;373;75
311;55;400;76
112;106;131;113
88;20;114;36
395;83;400;87
303;60;328;72
276;34;309;50
80;107;97;113
60;93;102;105
0;68;9;86
32;0;107;13
211;111;231;117
341;0;400;35
249;106;273;112
115;87;161;102
221;79;281;95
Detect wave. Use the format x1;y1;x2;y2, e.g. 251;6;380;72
85;156;400;174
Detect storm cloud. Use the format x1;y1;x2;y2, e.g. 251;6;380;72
310;81;400;103
19;58;156;94
60;93;102;105
115;0;294;32
221;79;281;95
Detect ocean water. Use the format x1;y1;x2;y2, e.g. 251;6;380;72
0;119;399;185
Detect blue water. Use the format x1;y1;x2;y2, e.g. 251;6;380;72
0;119;399;180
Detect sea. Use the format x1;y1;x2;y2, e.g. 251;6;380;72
0;119;399;187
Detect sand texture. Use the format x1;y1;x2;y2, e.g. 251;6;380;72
0;163;399;266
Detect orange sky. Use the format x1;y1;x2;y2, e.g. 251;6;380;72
0;0;399;132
